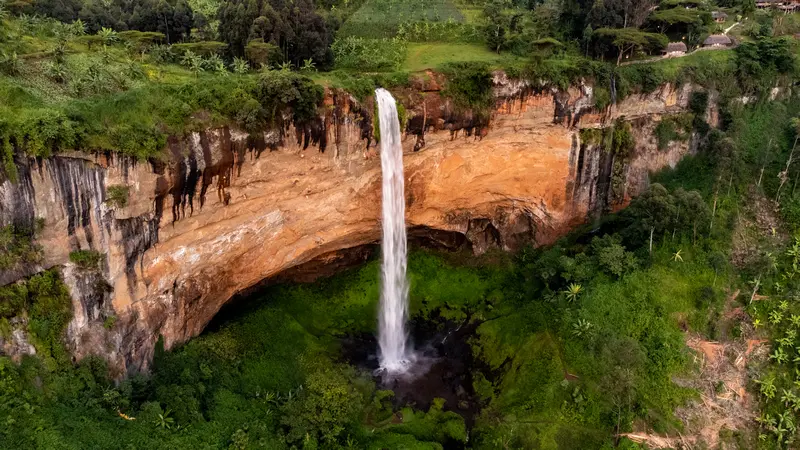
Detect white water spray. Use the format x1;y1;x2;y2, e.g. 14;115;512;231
376;88;413;374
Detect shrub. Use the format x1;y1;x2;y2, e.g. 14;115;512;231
280;363;364;445
69;250;104;270
332;36;407;72
105;185;129;208
19;270;72;360
172;41;228;57
654;113;693;151
611;119;635;157
103;315;117;329
440;61;494;116
244;40;279;69
0;225;41;270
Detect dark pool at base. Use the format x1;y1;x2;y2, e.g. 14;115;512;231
340;315;484;429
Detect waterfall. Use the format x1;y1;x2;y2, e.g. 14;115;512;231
376;88;413;374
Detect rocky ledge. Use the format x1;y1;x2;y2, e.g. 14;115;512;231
0;75;703;375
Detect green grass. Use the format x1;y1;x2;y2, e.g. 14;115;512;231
645;48;734;81
403;43;509;72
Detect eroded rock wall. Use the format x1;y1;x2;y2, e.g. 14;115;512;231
0;78;699;374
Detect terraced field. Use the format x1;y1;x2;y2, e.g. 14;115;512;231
337;0;465;39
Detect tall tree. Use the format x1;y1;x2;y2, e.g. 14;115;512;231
589;0;656;29
626;183;676;253
593;27;667;65
217;0;333;67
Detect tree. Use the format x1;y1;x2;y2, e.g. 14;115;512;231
589;0;656;29
648;8;710;34
245;40;279;68
591;235;638;278
734;37;795;92
32;0;83;23
217;0;334;67
593;27;668;65
673;188;710;242
626;183;676;253
127;0;194;43
742;0;756;17
280;364;363;445
483;0;513;53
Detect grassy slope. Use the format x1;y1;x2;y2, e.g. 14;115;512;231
403;43;508;72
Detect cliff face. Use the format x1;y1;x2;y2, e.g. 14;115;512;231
0;77;699;374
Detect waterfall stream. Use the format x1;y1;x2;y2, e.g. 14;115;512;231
376;88;413;374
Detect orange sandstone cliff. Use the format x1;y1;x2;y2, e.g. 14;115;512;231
0;75;701;374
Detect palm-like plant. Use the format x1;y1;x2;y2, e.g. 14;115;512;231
70;19;86;36
205;54;227;74
571;319;593;338
97;27;118;47
672;249;683;262
757;375;778;399
562;283;583;303
300;58;315;72
154;409;174;429
231;57;249;74
0;51;20;75
150;44;173;63
277;61;292;71
180;50;204;76
45;61;67;82
771;347;789;364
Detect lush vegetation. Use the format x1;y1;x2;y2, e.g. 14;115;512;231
105;184;129;208
0;270;72;360
0;241;717;448
1;0;798;169
5;93;800;447
5;0;800;448
68;250;104;269
0;225;41;271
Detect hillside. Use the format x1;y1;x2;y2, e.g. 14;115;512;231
3;0;800;449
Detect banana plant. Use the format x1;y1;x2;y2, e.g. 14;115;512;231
757;375;778;399
772;347;789;364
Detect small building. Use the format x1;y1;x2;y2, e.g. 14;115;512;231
663;42;688;58
712;11;728;23
702;34;733;48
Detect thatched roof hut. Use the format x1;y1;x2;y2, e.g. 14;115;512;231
702;34;733;47
664;42;688;53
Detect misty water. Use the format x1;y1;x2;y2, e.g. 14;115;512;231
375;88;414;374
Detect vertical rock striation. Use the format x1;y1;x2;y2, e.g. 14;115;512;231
0;77;702;374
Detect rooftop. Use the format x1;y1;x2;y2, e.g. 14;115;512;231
703;34;733;46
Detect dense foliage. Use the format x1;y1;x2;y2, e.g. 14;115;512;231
5;0;800;448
